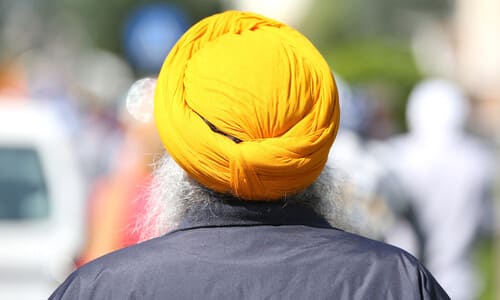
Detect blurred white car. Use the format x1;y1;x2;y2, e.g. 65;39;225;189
0;99;86;299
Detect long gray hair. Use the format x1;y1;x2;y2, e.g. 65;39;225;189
138;154;361;241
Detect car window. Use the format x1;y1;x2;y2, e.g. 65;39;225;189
0;147;50;220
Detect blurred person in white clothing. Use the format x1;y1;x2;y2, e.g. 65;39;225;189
386;78;495;300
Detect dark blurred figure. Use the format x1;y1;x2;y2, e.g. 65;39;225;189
386;78;495;300
328;77;419;249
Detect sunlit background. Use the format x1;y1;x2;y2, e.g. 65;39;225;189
0;0;498;299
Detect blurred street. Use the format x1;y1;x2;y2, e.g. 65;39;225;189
0;0;499;299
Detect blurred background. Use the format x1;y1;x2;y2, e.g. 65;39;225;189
0;0;498;299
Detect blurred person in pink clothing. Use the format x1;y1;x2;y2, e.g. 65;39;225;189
78;106;163;266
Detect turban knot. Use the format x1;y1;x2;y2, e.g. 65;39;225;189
154;10;340;200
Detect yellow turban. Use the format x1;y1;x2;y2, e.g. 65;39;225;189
154;11;339;200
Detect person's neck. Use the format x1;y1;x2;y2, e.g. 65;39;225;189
176;197;334;231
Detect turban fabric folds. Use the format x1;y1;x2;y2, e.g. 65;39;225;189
154;11;340;200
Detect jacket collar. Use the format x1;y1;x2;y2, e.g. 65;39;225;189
175;199;334;231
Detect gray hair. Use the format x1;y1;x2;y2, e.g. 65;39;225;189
138;154;362;241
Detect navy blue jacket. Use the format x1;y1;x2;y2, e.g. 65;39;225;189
50;200;449;299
